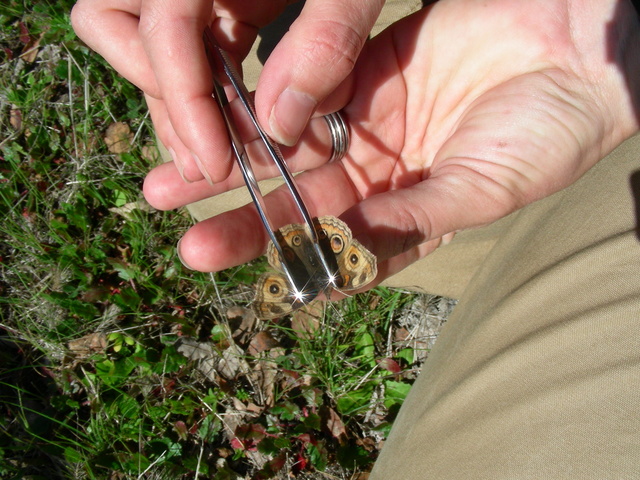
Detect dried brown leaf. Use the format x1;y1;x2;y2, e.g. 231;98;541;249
291;301;323;339
104;122;133;154
108;199;155;220
356;436;378;452
248;330;279;356
246;402;264;414
140;144;159;163
176;339;218;382
232;396;247;412
176;336;248;381
227;306;256;344
67;332;107;360
322;406;347;444
9;107;21;130
394;327;410;342
218;343;249;379
249;347;284;407
368;294;381;310
19;30;43;63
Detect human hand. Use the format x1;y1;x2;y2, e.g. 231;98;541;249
71;0;384;182
146;0;640;284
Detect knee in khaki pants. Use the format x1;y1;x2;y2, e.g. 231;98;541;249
371;134;640;479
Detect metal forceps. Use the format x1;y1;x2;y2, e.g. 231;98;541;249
202;27;337;301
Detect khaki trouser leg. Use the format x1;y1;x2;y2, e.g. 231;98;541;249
371;134;640;479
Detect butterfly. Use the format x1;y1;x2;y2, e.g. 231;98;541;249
252;216;377;319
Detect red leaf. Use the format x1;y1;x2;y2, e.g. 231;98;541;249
270;452;287;470
378;357;402;374
233;423;266;451
174;420;188;440
18;22;30;44
230;437;244;450
292;452;308;474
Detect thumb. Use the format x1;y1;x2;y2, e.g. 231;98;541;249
255;0;384;146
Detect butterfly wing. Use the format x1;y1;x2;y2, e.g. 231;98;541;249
254;215;377;318
316;216;377;291
252;273;297;319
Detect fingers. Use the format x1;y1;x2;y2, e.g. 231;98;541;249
173;157;462;276
72;0;265;184
143;111;335;210
146;95;205;182
72;0;383;188
172;156;515;275
254;0;385;146
136;0;243;183
176;161;362;271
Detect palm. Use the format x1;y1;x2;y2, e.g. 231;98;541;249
345;7;606;201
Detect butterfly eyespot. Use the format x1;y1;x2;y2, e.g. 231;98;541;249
349;253;359;265
330;235;344;253
292;234;302;247
318;228;328;239
269;283;281;294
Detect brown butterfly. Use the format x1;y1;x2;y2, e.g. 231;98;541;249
252;216;377;319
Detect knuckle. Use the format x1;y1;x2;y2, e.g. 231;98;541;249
298;19;365;82
396;210;429;254
383;199;430;256
137;12;160;40
138;1;170;41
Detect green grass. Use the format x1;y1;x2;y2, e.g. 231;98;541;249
0;1;452;478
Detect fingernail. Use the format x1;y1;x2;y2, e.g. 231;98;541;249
440;231;457;246
169;147;191;183
176;238;194;271
269;88;316;146
190;152;213;186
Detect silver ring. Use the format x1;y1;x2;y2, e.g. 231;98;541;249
323;111;350;162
